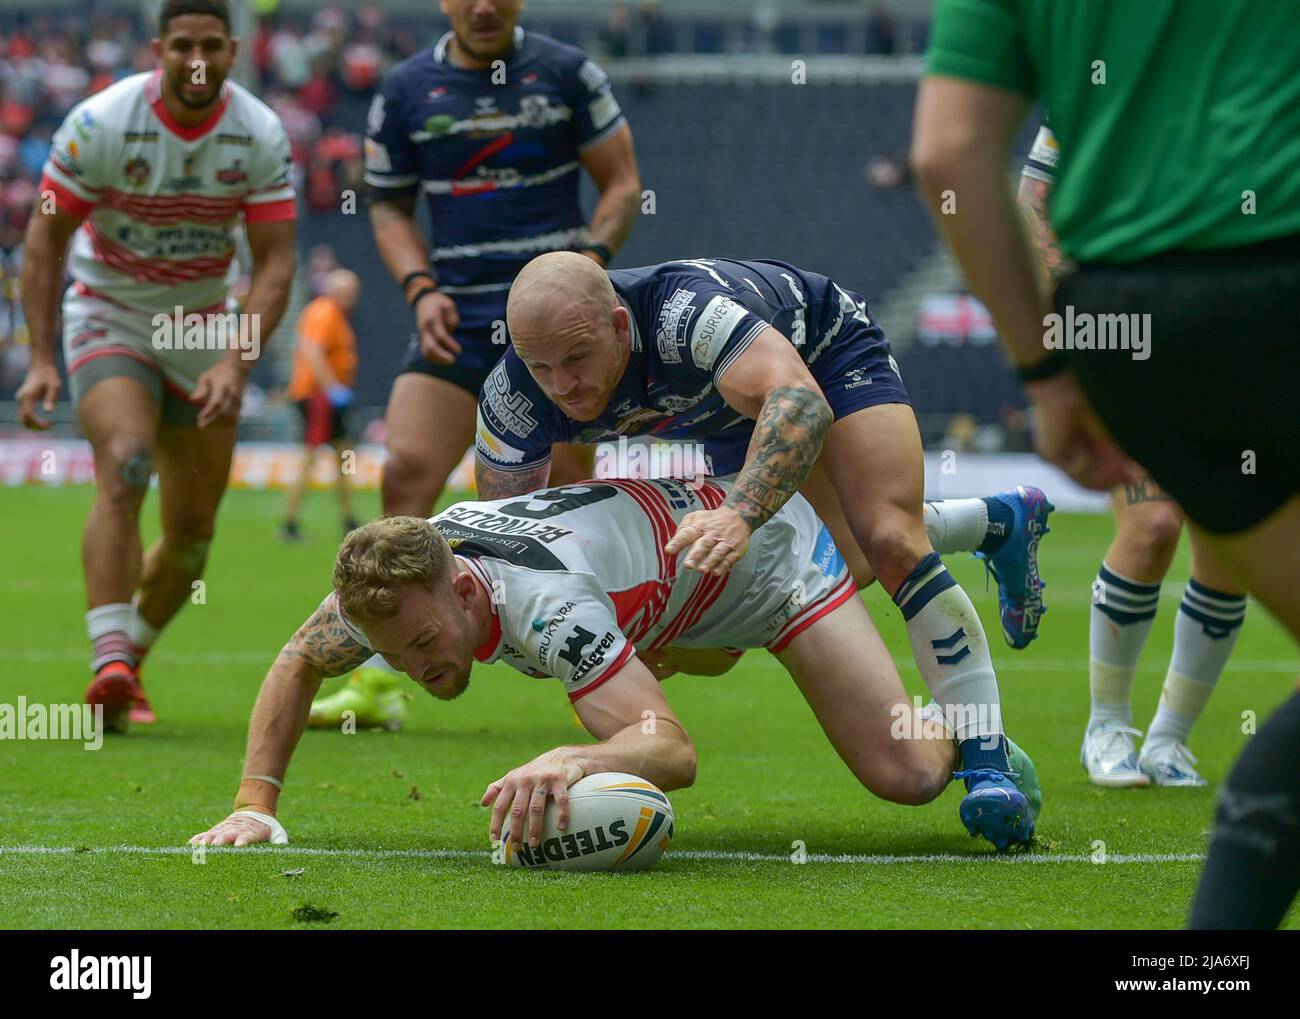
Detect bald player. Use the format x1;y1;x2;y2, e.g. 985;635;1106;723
281;269;363;543
473;252;1053;850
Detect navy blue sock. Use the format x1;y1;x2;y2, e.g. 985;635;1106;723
977;497;1015;555
958;734;1011;788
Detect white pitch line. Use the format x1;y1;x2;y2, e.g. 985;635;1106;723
10;649;1299;673
0;845;1204;865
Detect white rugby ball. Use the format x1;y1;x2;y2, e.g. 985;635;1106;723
498;772;675;871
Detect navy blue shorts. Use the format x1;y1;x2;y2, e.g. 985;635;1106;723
398;289;508;396
702;306;911;476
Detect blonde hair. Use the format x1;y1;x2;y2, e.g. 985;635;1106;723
332;516;454;621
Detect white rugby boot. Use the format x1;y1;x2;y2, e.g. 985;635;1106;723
1081;721;1150;787
1138;738;1207;787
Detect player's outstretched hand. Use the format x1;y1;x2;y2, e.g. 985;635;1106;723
1027;374;1143;491
665;507;751;576
414;290;463;365
189;810;287;848
482;749;584;849
16;362;62;430
192;359;247;428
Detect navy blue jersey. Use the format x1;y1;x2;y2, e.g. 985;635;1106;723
363;27;625;292
475;258;895;478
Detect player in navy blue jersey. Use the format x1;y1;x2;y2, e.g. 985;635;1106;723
317;1;643;723
475;252;1054;850
363;0;641;517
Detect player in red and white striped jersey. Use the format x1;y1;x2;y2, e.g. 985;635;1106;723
190;477;1038;850
14;0;297;731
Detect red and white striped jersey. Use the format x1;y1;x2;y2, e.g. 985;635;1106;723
40;70;295;314
333;478;855;701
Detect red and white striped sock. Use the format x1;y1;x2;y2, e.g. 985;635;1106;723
87;603;138;673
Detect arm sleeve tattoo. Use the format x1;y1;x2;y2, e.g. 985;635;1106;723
277;600;375;678
725;384;832;533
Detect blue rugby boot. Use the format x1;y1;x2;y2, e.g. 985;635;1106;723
975;486;1053;650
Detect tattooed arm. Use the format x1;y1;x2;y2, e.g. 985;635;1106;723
190;597;377;846
241;599;373;813
474;457;553;501
1016;173;1073;291
665;326;832;575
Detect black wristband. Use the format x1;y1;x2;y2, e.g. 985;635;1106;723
1015;352;1068;384
400;270;436;292
582;242;613;265
408;285;439;308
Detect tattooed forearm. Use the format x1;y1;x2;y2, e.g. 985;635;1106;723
1122;476;1172;505
725;385;832;532
278;602;374;678
1016;175;1073;288
475;458;553;501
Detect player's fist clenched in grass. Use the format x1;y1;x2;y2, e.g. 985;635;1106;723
482;750;585;848
665;506;751;576
190;809;289;847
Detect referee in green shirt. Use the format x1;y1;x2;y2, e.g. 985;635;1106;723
912;0;1300;929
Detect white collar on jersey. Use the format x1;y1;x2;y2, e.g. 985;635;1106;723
433;25;526;64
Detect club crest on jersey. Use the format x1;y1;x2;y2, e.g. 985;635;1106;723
123;157;151;187
165;153;201;191
215;160;248;186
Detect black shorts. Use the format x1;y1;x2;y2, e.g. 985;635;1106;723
297;394;348;446
398;288;507;396
1055;232;1300;534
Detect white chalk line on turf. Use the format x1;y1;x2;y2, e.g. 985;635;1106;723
0;845;1204;865
12;649;1299;673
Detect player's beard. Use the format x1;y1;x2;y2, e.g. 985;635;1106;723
167;67;226;110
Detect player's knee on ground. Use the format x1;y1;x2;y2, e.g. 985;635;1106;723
1114;502;1182;576
98;438;154;510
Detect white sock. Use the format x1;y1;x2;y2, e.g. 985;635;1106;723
1088;561;1161;729
894;553;1005;770
127;596;160;653
923;499;988;555
1147;580;1247;745
87;602;136;672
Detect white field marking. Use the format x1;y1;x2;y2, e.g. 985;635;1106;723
0;845;1204;865
11;649;1299;673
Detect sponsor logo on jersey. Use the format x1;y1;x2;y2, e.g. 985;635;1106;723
215;159;248;186
123;131;159;143
614;406;669;434
558;625;598;668
812;525;846;577
364;138;392;172
689;294;747;370
423;114;455;138
655;287;696;364
476;427;527;465
216;132;254;146
123;157;151;186
843;367;872;390
366;94;386;134
73;110;97;143
483;363;538;437
536;601;578;660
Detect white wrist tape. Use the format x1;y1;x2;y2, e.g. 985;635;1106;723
231;809;289;845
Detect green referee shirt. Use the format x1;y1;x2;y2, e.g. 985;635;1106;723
926;0;1300;263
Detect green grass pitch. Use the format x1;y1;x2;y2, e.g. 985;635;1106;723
1;484;1295;929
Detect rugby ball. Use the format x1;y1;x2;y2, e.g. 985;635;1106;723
498;772;674;871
